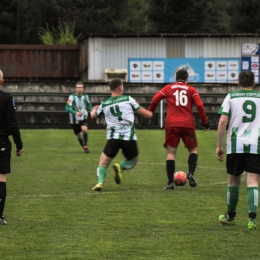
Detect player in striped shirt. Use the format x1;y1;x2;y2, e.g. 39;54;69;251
90;78;153;191
65;82;92;153
217;71;260;230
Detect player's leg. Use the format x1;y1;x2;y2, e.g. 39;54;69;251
245;154;260;230
164;127;180;190
219;154;243;225
93;140;119;190
80;120;89;153
165;146;177;189
246;172;259;230
120;140;139;170
113;158;137;184
187;148;198;175
92;152;113;191
182;128;198;187
113;140;139;184
219;174;241;225
116;157;138;170
0;174;7;225
186;147;198;187
72;124;85;150
0;137;11;225
76;132;84;146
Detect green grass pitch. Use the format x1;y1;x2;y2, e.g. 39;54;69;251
2;129;260;260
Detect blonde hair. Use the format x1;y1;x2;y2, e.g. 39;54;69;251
0;70;3;80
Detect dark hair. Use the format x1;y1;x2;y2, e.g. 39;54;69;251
76;82;84;86
239;71;254;87
109;78;123;90
176;69;188;81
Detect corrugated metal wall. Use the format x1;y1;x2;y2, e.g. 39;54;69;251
88;38;166;80
87;36;260;81
184;38;204;58
165;38;185;58
202;37;260;58
88;38;102;81
2;37;260;81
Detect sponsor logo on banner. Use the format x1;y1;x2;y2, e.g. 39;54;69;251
128;58;240;83
251;63;259;69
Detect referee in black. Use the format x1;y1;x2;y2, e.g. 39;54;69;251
0;69;23;225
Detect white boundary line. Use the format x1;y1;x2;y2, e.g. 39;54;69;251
7;181;230;199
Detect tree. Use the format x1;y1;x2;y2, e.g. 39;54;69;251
20;0;60;44
229;0;260;33
2;0;260;44
0;0;17;43
145;0;216;33
200;0;232;34
49;0;128;38
145;0;237;34
38;22;82;45
113;0;148;34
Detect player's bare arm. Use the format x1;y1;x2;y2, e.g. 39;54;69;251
216;114;229;161
137;107;153;118
90;105;99;119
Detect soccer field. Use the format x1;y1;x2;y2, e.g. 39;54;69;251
2;129;260;260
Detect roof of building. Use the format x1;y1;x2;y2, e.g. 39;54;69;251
87;33;260;38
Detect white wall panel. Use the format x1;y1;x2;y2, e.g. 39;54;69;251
88;38;102;80
203;37;260;58
166;38;185;57
185;38;204;58
88;36;260;80
88;38;166;80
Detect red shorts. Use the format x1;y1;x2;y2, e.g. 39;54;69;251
164;127;198;148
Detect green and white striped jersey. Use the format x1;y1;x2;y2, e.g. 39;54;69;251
66;93;92;124
218;89;260;154
96;95;141;140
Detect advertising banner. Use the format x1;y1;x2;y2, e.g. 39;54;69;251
241;43;260;83
128;58;240;83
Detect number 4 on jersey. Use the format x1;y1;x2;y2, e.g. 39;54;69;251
110;105;123;121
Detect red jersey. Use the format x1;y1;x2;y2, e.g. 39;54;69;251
148;82;208;129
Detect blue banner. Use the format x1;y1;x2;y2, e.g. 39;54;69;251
128;58;240;83
241;43;260;83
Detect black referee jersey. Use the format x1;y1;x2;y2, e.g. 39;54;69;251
0;90;23;150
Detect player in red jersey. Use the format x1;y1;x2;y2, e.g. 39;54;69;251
148;69;210;189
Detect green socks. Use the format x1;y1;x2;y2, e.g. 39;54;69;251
97;166;106;184
78;133;88;146
95;160;136;185
78;138;84;146
226;186;239;220
119;159;136;170
83;133;88;146
247;187;258;223
224;186;258;224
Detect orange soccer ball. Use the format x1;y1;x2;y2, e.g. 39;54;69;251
174;171;187;186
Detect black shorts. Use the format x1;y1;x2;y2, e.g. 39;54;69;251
226;153;260;175
0;136;11;174
71;120;88;135
103;139;139;159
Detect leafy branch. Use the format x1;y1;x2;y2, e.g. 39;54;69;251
38;21;82;45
